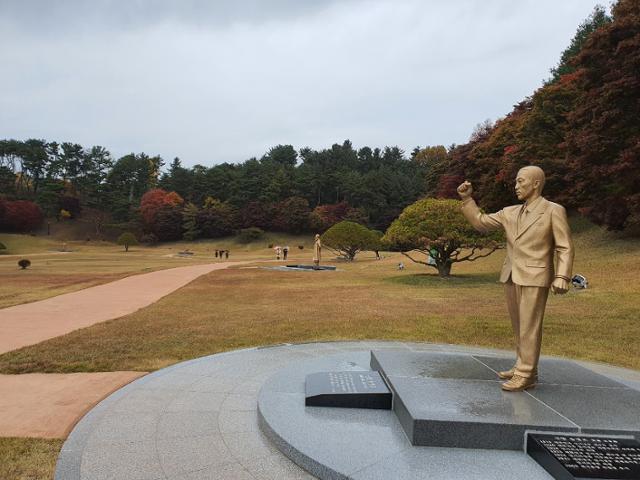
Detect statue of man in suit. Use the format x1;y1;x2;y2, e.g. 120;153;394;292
457;166;574;392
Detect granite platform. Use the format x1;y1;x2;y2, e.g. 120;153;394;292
55;342;640;480
371;350;640;450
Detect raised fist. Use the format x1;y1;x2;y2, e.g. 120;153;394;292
457;181;473;199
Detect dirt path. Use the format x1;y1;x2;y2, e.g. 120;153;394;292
0;261;248;354
0;371;147;438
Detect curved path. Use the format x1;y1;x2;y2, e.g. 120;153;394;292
0;261;247;354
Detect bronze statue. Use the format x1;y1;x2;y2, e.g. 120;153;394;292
313;234;322;268
457;166;574;392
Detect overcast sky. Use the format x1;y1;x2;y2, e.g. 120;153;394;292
0;0;603;167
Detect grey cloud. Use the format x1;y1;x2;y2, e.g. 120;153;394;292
0;0;356;33
0;0;605;166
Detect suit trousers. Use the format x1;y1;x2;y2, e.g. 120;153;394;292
504;278;550;378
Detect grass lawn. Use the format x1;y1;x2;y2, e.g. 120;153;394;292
0;232;311;309
0;438;63;480
1;219;638;373
0;220;638;479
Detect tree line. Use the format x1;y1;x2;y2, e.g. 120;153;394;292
0;139;430;237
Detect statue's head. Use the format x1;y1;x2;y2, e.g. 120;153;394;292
315;234;320;240
515;166;545;202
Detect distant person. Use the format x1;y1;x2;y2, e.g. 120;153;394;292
225;250;229;259
275;246;282;260
374;249;381;260
397;262;404;271
215;250;219;258
283;246;289;261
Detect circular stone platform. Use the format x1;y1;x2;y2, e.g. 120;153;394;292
56;342;640;480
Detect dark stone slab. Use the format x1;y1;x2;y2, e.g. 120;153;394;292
371;350;640;451
474;356;628;388
387;375;577;449
371;350;497;380
529;385;640;437
527;432;640;480
305;371;392;409
286;264;337;271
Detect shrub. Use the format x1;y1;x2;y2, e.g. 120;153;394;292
321;220;379;261
117;232;139;252
298;245;304;250
237;227;265;243
18;259;31;269
0;241;6;252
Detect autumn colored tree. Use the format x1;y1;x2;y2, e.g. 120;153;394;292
564;0;640;231
238;201;274;230
309;201;367;232
271;196;311;233
0;200;43;232
139;188;184;232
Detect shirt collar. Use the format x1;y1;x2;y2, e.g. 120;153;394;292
523;196;543;214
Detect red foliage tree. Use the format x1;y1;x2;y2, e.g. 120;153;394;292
238;201;274;230
564;0;640;230
308;201;359;232
139;188;183;232
271;197;311;233
0;200;44;232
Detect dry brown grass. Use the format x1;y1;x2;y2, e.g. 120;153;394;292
0;233;310;308
1;218;638;373
0;437;63;480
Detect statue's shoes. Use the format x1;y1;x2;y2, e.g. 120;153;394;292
497;368;537;381
497;368;516;379
501;374;537;392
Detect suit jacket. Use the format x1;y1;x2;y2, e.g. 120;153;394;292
461;196;574;287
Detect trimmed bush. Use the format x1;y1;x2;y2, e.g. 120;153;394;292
321;221;379;261
117;232;139;252
18;259;31;269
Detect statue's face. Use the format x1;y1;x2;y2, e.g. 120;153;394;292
515;169;539;202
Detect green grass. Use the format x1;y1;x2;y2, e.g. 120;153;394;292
0;438;63;480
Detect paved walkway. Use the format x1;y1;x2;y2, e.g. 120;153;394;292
0;261;246;354
54;342;640;480
0;371;147;438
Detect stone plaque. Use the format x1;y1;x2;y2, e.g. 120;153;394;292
305;371;392;409
527;433;640;479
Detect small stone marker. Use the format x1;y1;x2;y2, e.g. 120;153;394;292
305;371;392;409
527;433;640;479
